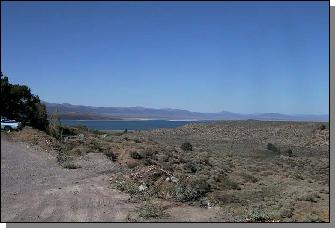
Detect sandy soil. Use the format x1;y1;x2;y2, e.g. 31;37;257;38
1;135;135;222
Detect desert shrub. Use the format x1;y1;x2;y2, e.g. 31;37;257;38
171;176;211;202
184;161;198;173
247;208;273;222
267;143;279;153
134;139;142;143
181;142;193;151
48;109;63;140
75;124;89;132
177;156;187;164
240;172;258;183
89;129;102;135
298;192;320;202
289;171;305;180
143;158;154;166
48;125;63;140
114;176;139;195
143;148;156;157
129;151;143;159
318;124;326;130
277;204;294;218
156;154;169;163
104;151;118;161
197;153;211;166
62;161;80;169
283;149;293;157
56;151;69;164
159;162;174;173
89;141;103;152
302;212;324;222
69;147;83;156
319;187;329;194
220;176;240;190
137;200;164;219
127;161;139;169
60;126;77;136
206;168;228;189
208;191;238;204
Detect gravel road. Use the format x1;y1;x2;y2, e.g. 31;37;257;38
1;134;135;222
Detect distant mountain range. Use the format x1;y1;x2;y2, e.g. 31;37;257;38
43;102;328;122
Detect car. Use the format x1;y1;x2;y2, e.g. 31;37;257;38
1;117;22;132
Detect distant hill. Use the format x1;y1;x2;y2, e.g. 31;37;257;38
43;102;328;122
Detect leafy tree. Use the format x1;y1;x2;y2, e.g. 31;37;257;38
0;73;49;130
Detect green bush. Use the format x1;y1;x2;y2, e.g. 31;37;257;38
181;142;193;151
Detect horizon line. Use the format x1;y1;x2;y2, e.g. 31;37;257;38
42;100;329;116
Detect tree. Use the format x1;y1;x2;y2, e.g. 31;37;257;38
0;73;49;130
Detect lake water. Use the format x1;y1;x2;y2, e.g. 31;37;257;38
61;120;210;131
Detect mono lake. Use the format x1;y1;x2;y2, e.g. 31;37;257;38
61;119;210;131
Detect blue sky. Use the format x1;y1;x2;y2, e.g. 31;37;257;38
1;2;329;114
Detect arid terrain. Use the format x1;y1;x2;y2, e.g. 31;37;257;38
1;120;330;222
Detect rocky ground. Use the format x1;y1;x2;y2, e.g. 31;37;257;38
1;120;330;222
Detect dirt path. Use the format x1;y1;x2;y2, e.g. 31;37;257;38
1;135;135;222
1;134;224;222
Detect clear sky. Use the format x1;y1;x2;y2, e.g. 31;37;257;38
1;1;329;114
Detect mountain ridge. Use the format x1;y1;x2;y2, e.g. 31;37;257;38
43;102;328;122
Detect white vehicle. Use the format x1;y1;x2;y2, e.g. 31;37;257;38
1;117;22;132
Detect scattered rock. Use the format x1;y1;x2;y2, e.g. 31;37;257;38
138;184;147;192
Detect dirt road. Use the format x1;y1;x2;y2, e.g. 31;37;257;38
1;135;135;222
